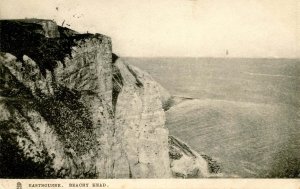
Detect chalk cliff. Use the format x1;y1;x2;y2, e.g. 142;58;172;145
0;19;219;178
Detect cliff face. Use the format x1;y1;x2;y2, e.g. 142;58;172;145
0;19;116;178
0;19;218;178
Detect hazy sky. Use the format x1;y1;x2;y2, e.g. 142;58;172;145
1;0;299;58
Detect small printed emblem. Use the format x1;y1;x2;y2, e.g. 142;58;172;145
16;182;22;189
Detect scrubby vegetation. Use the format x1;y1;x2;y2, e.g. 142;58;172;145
0;20;93;75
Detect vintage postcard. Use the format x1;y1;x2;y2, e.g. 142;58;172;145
0;0;299;188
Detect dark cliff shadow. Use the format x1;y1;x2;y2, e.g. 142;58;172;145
0;20;93;76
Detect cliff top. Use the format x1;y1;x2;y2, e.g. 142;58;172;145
0;19;109;75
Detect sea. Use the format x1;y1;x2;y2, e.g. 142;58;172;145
124;57;300;178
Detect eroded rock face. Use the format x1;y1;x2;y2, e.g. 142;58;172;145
0;19;170;178
0;30;115;178
169;136;221;178
113;59;171;178
0;19;218;178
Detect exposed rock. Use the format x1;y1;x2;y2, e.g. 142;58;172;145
0;19;219;178
113;58;171;178
0;34;114;178
169;136;221;178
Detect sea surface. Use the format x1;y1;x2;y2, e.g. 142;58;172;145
125;57;300;178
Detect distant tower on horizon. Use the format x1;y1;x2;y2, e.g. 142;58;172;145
226;49;229;56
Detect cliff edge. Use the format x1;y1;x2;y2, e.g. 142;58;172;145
0;19;220;178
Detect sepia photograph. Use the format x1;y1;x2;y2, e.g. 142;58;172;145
0;0;299;188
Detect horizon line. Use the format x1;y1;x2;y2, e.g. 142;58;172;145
121;56;299;59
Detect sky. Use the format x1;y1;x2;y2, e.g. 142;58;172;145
0;0;299;58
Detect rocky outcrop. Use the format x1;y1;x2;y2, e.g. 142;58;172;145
0;19;219;178
0;19;115;177
169;136;221;178
111;58;171;178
